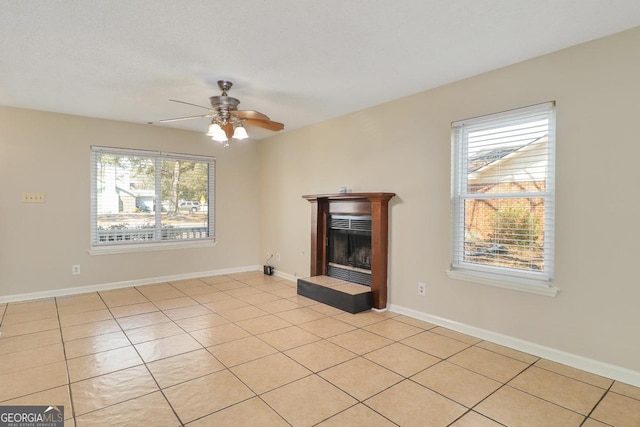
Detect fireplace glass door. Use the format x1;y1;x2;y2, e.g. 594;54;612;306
327;215;372;285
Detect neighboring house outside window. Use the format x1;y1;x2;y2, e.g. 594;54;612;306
90;146;215;253
448;102;557;296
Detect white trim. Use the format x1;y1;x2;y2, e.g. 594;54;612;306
447;269;559;297
0;265;261;303
389;304;640;388
89;239;216;255
272;270;298;283
452;101;555;129
91;145;215;162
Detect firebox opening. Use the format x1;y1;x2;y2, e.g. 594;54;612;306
327;215;372;286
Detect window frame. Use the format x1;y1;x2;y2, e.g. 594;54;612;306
448;102;557;296
90;146;215;254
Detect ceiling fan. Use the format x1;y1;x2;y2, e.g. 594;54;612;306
159;80;284;146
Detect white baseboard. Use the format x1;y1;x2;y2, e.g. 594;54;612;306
389;304;640;388
272;270;298;283
0;265;262;304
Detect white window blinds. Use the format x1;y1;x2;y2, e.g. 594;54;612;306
90;146;215;248
451;102;555;285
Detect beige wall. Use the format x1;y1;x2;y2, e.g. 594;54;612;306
0;108;261;297
257;27;640;373
1;27;639;377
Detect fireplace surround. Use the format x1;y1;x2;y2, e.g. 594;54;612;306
302;192;395;309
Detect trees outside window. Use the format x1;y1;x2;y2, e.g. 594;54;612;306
450;103;555;289
91;147;215;247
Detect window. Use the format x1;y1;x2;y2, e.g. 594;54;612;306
449;102;556;295
91;146;215;252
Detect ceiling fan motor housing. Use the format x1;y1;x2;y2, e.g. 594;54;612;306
211;80;240;114
209;95;240;110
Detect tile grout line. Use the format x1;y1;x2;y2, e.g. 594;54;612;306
580;381;615;426
56;288;187;425
0;302;70;404
54;296;76;426
502;363;616;423
124;276;303;425
270;312;439;426
202;275;368;425
186;276;297;426
120;287;201;425
221;278;378;425
101;281;198;427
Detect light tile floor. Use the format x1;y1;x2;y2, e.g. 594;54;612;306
1;272;639;426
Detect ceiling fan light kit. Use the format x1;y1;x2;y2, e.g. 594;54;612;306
232;124;249;140
160;80;284;147
206;123;225;139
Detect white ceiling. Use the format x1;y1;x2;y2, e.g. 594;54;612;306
2;1;640;139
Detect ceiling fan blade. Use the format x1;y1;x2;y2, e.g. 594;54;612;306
159;114;213;123
169;99;213;110
233;110;270;121
243;118;285;132
222;122;234;139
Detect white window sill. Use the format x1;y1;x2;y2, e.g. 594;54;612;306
89;239;216;255
446;269;558;297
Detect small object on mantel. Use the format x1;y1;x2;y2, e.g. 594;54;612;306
339;187;350;194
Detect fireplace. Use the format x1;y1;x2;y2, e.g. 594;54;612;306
327;215;372;286
302;192;395;309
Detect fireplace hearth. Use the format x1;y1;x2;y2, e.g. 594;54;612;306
299;192;395;310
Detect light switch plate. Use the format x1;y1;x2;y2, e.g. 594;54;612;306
22;192;46;203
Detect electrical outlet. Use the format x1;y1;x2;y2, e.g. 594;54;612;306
72;265;81;275
417;282;426;296
276;253;281;261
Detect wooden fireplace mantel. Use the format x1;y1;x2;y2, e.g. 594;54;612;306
303;192;395;309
